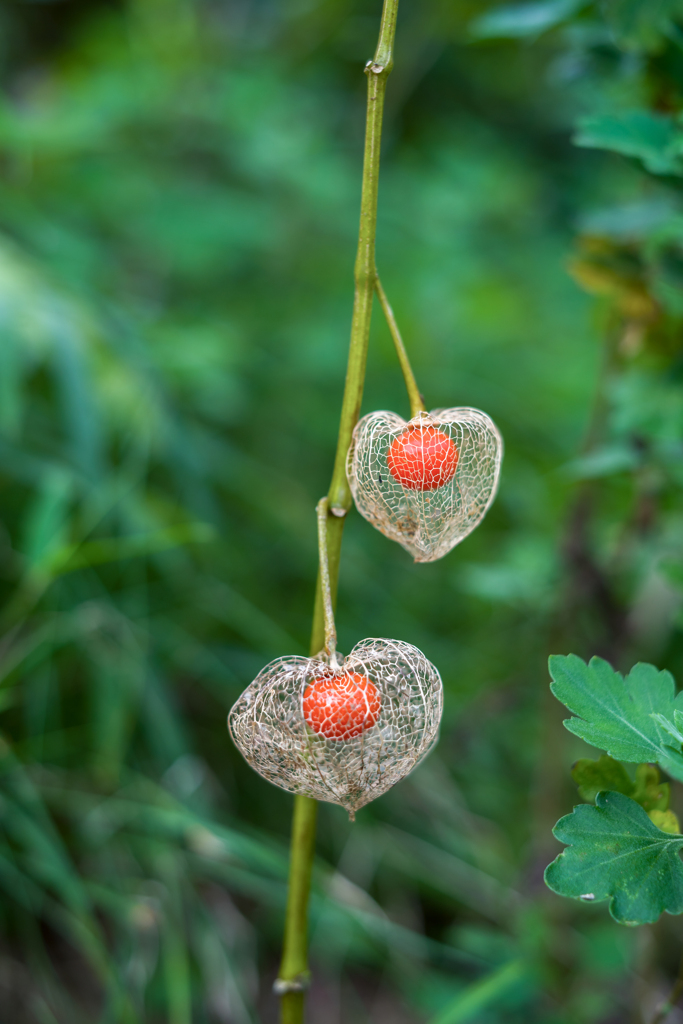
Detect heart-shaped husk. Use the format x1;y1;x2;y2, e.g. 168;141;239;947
228;638;443;817
346;408;502;562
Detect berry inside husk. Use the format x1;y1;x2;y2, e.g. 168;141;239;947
302;672;380;741
387;425;459;491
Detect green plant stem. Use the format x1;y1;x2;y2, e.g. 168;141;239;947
309;0;399;672
276;2;399;1021
375;276;425;418
326;0;399;517
277;794;318;1024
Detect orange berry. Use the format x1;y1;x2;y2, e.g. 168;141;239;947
387;425;459;491
302;672;380;741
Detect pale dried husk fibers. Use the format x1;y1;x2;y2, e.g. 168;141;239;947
228;638;443;816
347;408;503;562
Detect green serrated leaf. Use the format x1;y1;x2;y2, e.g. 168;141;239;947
548;655;683;782
633;764;669;811
574;111;683;175
545;791;683;925
572;755;635;802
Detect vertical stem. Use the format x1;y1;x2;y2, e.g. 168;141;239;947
277;795;318;1024
277;3;399;1022
375;276;426;418
327;0;399;516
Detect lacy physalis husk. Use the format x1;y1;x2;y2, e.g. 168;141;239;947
228;638;443;817
347;408;502;562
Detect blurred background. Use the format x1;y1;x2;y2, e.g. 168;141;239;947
1;0;683;1021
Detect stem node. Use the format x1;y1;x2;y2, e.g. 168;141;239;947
273;973;311;995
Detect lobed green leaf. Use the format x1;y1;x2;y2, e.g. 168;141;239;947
548;654;683;781
545;791;683;925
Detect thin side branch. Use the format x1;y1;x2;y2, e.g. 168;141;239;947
375;276;425;418
316;497;337;659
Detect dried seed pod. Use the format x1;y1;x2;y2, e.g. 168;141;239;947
347;408;502;562
228;638;443;817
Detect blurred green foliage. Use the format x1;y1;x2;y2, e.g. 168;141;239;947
1;0;683;1021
